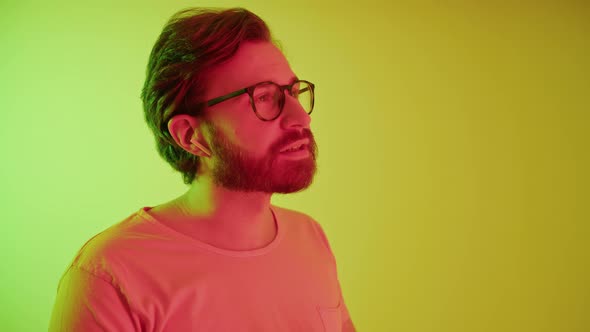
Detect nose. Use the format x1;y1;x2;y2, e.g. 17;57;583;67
279;93;312;129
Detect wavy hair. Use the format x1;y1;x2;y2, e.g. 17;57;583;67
141;7;280;184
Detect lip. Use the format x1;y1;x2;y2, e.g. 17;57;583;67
279;139;310;153
279;146;311;158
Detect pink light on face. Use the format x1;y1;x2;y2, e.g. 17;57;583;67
205;122;318;194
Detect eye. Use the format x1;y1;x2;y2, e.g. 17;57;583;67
255;93;273;103
253;84;276;103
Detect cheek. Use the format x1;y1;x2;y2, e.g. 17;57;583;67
216;105;276;155
230;124;265;152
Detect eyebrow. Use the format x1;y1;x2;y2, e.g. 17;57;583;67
241;76;299;91
261;75;298;86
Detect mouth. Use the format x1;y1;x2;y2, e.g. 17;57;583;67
279;139;310;153
280;144;308;153
279;144;310;159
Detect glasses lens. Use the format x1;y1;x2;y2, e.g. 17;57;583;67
252;81;314;120
291;81;313;115
252;83;281;120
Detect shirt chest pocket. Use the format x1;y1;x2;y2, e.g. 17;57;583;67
317;301;343;332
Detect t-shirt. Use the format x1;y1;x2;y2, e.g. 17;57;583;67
49;205;352;331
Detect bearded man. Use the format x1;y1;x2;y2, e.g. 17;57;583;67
49;7;355;332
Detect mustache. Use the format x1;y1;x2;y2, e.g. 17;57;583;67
274;129;315;152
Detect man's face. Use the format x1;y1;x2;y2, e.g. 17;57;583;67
200;41;318;193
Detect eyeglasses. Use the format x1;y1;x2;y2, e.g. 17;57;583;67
205;79;315;121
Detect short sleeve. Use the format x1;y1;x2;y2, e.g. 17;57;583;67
48;265;140;332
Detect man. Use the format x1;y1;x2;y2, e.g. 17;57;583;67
49;7;355;331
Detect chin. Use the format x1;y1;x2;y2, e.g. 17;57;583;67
270;176;315;194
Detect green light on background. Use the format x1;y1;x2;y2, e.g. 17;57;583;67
1;1;588;331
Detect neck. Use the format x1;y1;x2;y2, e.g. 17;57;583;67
178;176;273;224
151;175;276;250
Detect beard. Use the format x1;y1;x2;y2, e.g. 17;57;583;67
203;122;318;194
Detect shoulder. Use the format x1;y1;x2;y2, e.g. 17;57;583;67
271;204;332;250
270;204;323;231
271;204;315;221
66;209;149;284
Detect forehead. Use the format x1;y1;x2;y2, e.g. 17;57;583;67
205;41;295;95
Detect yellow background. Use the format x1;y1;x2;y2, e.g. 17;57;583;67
0;1;588;331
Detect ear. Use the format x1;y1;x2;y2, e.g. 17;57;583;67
167;115;212;157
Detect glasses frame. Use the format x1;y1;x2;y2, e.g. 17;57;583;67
205;79;315;121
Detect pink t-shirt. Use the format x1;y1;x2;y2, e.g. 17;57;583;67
49;205;352;331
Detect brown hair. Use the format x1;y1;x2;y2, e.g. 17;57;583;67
141;7;279;184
